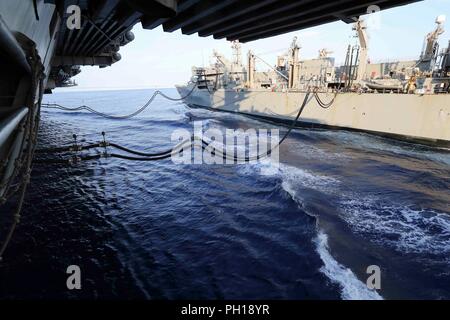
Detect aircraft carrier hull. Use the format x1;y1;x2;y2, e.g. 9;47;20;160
176;85;450;148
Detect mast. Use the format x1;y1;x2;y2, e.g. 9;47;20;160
354;19;369;83
247;51;255;88
231;40;242;67
288;37;300;89
420;15;445;71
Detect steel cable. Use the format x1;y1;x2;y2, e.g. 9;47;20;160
41;84;198;119
35;90;313;164
313;88;338;109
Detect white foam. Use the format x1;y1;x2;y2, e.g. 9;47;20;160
237;161;340;192
292;142;351;161
315;232;383;300
236;153;450;296
314;130;450;165
274;165;385;301
339;196;450;255
279;164;339;194
258;158;281;176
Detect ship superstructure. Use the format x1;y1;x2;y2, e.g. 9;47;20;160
177;17;450;147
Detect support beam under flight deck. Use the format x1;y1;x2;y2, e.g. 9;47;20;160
44;0;420;88
224;0;396;42
50;0;421;59
181;0;280;36
155;0;422;43
163;0;242;32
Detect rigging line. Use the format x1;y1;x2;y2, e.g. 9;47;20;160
108;153;173;161
253;54;289;81
0;48;44;261
117;90;313;162
314;89;338;109
1;92;36;200
35;131;198;157
108;143;175;157
40;90;313;164
200;92;312;162
37;81;337;164
35;144;190;164
36;141;181;158
35;137;196;162
0;78;52;198
105;89;308;163
37;87;318;164
35;90;309;164
41;84;198;119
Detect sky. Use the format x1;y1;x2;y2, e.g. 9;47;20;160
63;0;450;91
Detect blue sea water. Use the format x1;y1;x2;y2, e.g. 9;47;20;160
0;88;449;299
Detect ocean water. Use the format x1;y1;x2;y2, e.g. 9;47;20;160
0;88;449;299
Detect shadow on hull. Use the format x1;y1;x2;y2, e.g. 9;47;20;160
187;103;450;150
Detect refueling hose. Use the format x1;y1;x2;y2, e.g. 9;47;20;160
41;84;198;119
35;90;313;164
313;87;338;109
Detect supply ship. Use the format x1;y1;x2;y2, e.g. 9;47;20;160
176;17;450;147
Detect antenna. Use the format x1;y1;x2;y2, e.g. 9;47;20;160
436;15;446;25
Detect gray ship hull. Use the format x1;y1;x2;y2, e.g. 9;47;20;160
176;85;450;148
